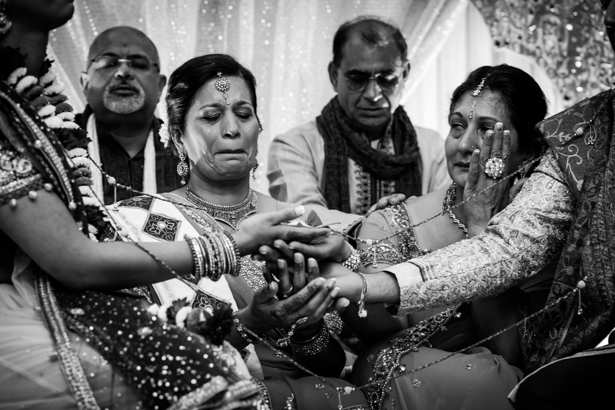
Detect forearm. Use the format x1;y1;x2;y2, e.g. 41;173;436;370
384;153;574;315
0;191;194;291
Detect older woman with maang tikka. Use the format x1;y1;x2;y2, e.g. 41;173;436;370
111;54;368;410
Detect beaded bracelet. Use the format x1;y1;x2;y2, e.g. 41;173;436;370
290;321;331;356
233;310;256;344
357;272;368;318
341;244;361;272
252;378;272;410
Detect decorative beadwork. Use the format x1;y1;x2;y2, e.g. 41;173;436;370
290;321;331;356
365;306;458;410
341;245;361;272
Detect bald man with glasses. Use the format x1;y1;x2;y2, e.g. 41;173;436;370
78;26;182;204
267;16;450;230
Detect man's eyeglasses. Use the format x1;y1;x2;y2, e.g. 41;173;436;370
343;72;401;93
90;56;159;72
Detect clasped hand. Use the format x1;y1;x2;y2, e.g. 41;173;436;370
241;253;340;338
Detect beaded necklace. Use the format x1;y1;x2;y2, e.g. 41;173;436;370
442;182;469;238
185;187;257;230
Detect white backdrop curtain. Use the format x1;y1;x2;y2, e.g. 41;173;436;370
48;0;563;193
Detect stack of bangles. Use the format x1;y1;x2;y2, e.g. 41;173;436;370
341;244;368;318
184;231;241;281
290;320;331;356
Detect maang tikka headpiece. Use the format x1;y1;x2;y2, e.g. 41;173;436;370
469;76;487;119
215;72;231;105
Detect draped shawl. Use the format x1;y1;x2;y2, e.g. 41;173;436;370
316;97;422;213
523;90;615;373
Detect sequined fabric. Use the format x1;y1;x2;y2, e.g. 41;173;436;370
392;150;575;316
363;307;457;410
54;282;259;410
357;204;426;268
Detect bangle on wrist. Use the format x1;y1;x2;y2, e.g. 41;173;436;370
185;235;204;281
341;243;361;272
290;321;331;356
356;272;368;318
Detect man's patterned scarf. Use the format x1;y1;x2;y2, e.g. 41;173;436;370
316;97;422;213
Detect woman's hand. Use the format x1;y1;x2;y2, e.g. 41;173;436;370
232;206;329;255
366;193;408;217
256;233;351;264
239;275;339;336
319;262;363;303
463;122;512;237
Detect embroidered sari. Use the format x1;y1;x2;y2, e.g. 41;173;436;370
0;79;257;409
110;193;369;410
351;202;555;410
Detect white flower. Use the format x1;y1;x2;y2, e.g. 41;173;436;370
43;83;64;96
43;116;63;128
78;185;91;196
147;304;160;316
159;126;171;147
71;156;93;169
157;304;170;322
15;76;38;94
7;67;27;86
38;72;57;87
175;306;192;328
83;197;100;207
37;104;56;118
56;111;75;121
87;224;99;234
59;121;79;129
68;148;88;158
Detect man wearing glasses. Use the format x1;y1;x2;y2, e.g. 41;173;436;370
268;16;449;229
78;26;182;204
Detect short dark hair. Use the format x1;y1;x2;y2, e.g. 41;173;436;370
450;64;548;159
87;26;160;67
332;16;408;66
166;54;258;141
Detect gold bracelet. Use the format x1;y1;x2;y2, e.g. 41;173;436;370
357;272;368;318
341;244;361;272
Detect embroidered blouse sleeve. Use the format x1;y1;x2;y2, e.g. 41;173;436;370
0;127;44;206
385;149;574;316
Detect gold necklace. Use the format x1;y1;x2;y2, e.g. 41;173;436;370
185;188;258;230
443;182;468;238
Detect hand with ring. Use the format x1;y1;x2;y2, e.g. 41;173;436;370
463;121;513;237
239;263;341;338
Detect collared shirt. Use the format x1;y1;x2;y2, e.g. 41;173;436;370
267;120;450;229
77;110;183;205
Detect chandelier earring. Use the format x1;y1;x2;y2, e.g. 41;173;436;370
0;0;12;35
177;151;189;185
252;149;259;181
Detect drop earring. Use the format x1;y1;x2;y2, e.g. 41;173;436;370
177;152;189;185
252;149;259;181
0;0;11;35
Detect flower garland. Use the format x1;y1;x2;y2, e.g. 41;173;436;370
0;46;110;241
